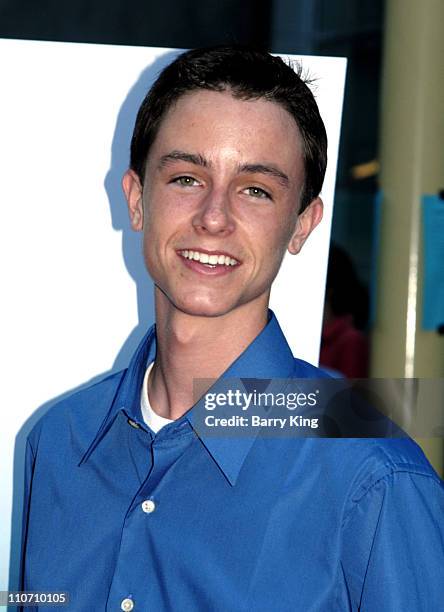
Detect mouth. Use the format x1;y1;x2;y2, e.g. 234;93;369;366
178;249;240;268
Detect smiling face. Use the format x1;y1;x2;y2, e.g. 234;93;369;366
123;89;323;320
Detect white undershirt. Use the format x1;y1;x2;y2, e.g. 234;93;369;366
140;362;174;433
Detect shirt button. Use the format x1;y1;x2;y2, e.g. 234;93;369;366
121;598;134;611
141;499;156;513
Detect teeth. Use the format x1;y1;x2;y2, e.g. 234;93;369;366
179;250;238;266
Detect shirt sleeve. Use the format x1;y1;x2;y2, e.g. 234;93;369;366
341;469;444;611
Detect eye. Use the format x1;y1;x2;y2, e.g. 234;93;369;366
244;186;272;200
172;176;200;187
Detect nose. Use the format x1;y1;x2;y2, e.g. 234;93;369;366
192;187;235;236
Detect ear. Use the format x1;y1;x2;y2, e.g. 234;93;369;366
287;197;324;255
122;169;144;231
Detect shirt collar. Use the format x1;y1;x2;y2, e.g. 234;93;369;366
79;311;296;485
79;324;157;466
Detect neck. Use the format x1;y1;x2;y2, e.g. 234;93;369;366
149;290;269;420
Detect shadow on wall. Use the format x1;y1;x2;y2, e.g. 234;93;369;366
8;49;181;595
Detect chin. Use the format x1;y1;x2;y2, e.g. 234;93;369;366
165;289;239;318
175;300;233;318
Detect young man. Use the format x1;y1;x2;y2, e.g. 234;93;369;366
21;47;443;611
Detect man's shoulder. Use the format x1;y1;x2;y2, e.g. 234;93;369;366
311;436;442;515
275;433;441;511
346;435;439;482
27;369;126;455
285;359;439;487
345;436;442;498
291;357;331;378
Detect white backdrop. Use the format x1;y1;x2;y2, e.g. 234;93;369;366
0;39;346;594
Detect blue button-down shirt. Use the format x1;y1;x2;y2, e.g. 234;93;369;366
21;312;444;610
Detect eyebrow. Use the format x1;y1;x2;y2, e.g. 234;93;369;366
158;150;289;188
158;150;208;168
238;163;289;188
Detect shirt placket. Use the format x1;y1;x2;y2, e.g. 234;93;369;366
106;423;194;612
